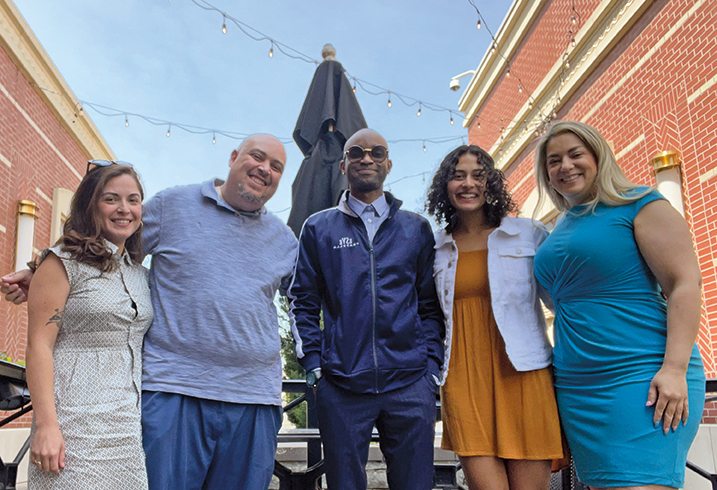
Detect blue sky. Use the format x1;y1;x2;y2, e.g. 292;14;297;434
13;0;511;220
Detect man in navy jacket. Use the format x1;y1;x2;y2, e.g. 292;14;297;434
289;128;445;490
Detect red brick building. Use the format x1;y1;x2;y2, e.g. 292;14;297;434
457;0;716;473
0;0;114;470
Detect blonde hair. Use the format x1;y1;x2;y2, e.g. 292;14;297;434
534;121;649;217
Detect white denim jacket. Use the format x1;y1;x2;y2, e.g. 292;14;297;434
433;216;553;384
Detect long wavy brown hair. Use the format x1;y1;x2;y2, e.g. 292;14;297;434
60;164;144;271
426;145;516;232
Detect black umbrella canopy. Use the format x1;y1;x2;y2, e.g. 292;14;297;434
287;45;367;237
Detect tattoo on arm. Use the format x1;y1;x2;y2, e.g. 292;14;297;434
46;309;64;328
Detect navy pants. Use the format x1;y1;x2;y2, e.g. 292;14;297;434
316;373;437;490
142;391;281;490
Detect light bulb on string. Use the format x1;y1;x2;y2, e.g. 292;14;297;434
477;19;481;30
352;79;356;93
212;133;216;145
571;14;577;25
490;42;496;55
506;68;511;78
477;121;481;129
417;103;422;117
422;140;427;152
387;93;392;107
528;99;533;109
450;113;454;125
166;125;172;137
124;114;129;127
518;85;523;93
571;38;576;48
78;105;84;116
222;15;227;34
269;42;274;58
565;58;570;69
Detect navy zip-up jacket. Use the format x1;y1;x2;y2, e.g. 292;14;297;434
289;191;445;394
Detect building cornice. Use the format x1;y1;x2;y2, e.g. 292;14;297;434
0;0;114;160
459;0;654;221
458;0;544;124
460;0;652;170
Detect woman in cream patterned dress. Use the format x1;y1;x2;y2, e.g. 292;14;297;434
25;162;152;489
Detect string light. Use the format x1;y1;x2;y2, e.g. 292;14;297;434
269;41;274;58
188;0;463;125
352;79;356;93
450;113;454;125
212;133;216;144
78;105;84;116
125;114;129;127
476;19;481;30
466;0;582;148
422;140;427;152
417;103;422;117
53;92;464;150
387;92;392;107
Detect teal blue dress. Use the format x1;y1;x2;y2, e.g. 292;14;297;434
534;189;705;488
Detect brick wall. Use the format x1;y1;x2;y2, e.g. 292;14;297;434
467;0;717;422
0;44;86;428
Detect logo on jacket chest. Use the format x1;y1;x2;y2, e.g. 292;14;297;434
333;236;359;249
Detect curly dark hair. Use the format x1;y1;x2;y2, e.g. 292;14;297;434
425;145;516;232
60;164;144;272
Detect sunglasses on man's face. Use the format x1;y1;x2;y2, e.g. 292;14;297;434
344;145;388;164
86;160;134;174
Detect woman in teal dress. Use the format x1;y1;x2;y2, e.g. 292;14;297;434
532;121;705;489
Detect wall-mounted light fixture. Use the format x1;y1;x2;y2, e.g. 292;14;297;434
15;200;38;271
651;150;684;216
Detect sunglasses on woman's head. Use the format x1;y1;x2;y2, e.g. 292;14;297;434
86;160;134;174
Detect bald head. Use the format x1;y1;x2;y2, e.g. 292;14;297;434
220;133;287;212
341;128;392;204
343;128;389;154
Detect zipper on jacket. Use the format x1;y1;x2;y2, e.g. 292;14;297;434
369;242;379;393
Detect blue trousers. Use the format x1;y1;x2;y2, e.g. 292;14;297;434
142;391;281;490
316;373;437;490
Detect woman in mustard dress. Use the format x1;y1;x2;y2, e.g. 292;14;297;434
427;145;562;490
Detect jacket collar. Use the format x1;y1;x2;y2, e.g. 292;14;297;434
337;190;402;218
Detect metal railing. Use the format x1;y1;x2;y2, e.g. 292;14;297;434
1;365;715;490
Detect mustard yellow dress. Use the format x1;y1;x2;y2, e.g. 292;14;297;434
441;249;562;459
